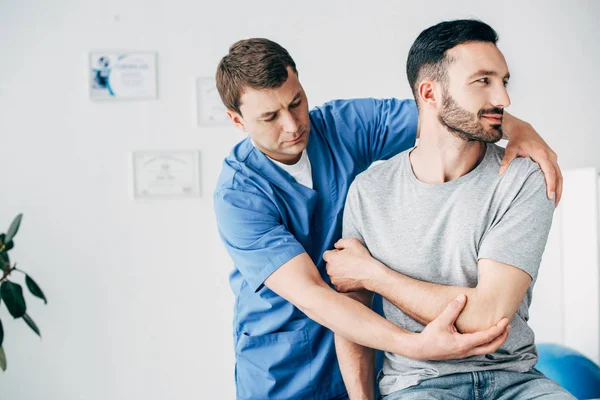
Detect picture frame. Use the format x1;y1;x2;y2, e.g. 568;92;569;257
131;150;201;199
196;77;229;125
90;51;158;100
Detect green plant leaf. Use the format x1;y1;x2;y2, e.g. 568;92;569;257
25;275;47;304
0;281;26;318
0;234;13;252
22;313;41;338
0;347;6;371
0;318;3;347
5;214;22;244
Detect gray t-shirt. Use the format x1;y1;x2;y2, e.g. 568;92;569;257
342;143;555;395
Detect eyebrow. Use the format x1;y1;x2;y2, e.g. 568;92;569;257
259;92;303;118
468;70;511;80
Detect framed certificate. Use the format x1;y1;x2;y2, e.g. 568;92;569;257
132;151;201;199
196;77;229;125
90;52;157;100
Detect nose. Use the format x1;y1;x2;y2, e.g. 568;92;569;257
492;84;511;109
280;111;299;134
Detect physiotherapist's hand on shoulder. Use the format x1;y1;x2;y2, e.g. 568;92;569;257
501;112;563;206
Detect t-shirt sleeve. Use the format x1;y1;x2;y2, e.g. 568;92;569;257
342;180;366;245
315;98;418;170
478;169;555;281
214;188;307;292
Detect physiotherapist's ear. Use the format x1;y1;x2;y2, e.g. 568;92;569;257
226;110;247;132
418;80;437;108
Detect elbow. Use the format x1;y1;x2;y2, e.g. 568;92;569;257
455;294;512;334
456;312;502;334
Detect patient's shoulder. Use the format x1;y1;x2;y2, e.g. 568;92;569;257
353;148;410;190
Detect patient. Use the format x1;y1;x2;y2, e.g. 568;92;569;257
323;19;575;399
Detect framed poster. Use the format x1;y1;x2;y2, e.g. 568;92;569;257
132;150;201;199
90;52;157;100
196;77;229;125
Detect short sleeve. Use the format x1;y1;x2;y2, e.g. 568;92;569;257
478;170;555;281
342;181;366;245
214;188;307;292
314;98;418;171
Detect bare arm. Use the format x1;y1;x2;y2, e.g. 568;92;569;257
325;239;531;333
367;258;531;333
334;290;375;400
265;252;509;360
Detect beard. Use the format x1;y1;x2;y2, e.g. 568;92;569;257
437;88;504;143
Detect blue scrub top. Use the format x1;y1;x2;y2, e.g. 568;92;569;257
214;98;418;400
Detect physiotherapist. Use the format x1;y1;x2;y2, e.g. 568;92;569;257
213;38;563;400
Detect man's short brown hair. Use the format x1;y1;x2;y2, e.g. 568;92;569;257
216;38;298;116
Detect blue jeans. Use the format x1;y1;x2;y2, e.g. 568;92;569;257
380;368;575;400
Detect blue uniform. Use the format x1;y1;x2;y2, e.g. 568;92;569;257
214;98;418;400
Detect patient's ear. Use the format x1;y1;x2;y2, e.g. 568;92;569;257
418;80;438;108
226;110;247;132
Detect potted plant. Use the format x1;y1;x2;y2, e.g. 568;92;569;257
0;214;47;371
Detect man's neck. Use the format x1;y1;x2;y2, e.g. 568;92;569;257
410;117;486;184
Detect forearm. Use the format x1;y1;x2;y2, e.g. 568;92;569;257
335;334;374;400
298;283;418;356
367;265;495;333
502;112;533;140
334;291;375;400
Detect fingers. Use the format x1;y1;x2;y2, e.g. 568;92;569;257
459;317;509;350
323;248;340;262
324;263;336;286
334;241;345;250
499;147;519;176
324;261;339;276
436;295;467;326
465;325;511;357
502;140;562;204
554;160;563;207
537;158;557;201
335;237;360;250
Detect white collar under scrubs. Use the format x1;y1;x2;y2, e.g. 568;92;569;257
251;140;314;189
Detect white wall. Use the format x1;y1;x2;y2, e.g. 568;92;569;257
0;1;599;399
529;169;600;364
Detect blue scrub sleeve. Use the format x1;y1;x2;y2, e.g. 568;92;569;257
214;188;307;292
315;98;418;170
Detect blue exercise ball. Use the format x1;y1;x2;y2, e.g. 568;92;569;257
536;343;600;399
